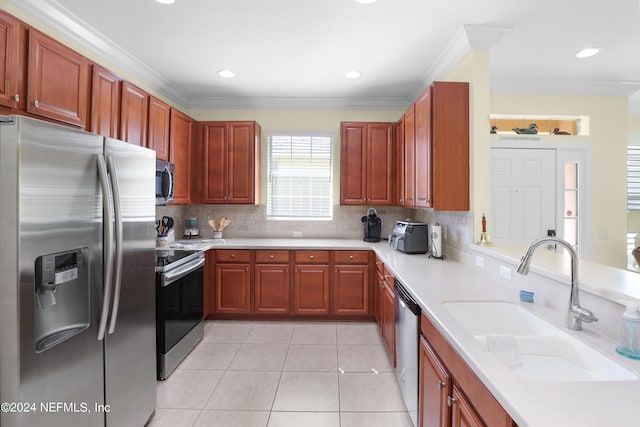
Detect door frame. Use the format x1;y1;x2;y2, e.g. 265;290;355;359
490;138;594;260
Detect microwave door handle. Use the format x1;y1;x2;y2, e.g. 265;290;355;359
97;154;114;341
107;156;123;335
163;165;173;199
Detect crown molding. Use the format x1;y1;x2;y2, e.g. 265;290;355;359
187;96;412;110
6;0;190;108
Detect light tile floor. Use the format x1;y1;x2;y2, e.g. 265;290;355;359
149;321;413;427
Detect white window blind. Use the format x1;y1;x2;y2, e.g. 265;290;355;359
628;146;640;210
267;134;332;219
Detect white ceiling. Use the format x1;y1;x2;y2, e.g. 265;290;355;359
10;0;640;110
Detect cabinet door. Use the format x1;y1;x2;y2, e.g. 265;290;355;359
215;262;251;313
375;270;384;331
148;96;171;160
404;106;416;207
396;118;405;205
366;123;394;205
254;264;290;314
382;282;395;366
119;81;148;146
0;12;19;109
340;122;367;205
293;264;330;315
415;88;432;208
431;82;470;211
204;250;216;317
90;64;120;138
419;336;451;427
450;386;483;427
170;109;193;204
203;122;228;203
228;121;257;203
333;265;369;315
27;29;90;127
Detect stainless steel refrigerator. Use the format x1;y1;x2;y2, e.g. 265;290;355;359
0;115;156;426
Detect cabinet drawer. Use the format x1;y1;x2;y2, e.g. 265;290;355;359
383;265;394;284
255;250;290;263
295;250;330;264
334;250;369;264
216;249;251;263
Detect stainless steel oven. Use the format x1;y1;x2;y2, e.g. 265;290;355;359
156;249;204;380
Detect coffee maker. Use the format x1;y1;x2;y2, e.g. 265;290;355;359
361;208;382;242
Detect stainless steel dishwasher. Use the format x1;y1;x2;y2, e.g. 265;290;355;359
395;278;421;427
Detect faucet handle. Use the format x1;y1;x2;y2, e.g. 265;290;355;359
570;305;598;323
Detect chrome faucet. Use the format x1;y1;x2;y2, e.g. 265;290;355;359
516;237;598;331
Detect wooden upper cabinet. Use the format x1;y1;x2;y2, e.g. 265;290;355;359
340;122;394;205
414;88;432;208
202;121;260;204
0;12;20;109
27;29;90;127
170;109;193;204
147;96;171;160
119;81;148;146
431;82;469;211
403;107;415;207
395;117;405;206
89;64;120;138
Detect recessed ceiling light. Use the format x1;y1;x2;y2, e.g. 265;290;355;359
354;0;376;3
218;70;235;78
345;71;361;79
155;0;175;4
576;47;600;58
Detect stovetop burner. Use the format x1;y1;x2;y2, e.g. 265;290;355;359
155;249;200;272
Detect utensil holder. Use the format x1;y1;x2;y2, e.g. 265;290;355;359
213;231;222;239
156;234;169;247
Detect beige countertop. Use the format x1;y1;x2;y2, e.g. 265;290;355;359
164;237;640;427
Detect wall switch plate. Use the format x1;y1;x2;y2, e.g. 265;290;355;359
293;231;302;238
500;265;512;280
475;255;485;268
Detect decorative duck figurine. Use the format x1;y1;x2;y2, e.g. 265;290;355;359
512;123;538;134
551;127;571;135
490;125;498;134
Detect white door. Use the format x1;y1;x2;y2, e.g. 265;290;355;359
491;148;556;245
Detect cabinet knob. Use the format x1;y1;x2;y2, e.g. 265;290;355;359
33;100;39;108
245;267;248;272
285;268;288;272
269;254;275;259
349;255;354;259
13;94;19;102
447;396;457;407
378;281;384;288
309;255;315;259
437;381;446;390
231;253;236;258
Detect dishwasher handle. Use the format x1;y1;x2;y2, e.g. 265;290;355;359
395;279;421;315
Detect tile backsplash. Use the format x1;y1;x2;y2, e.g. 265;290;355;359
156;204;474;253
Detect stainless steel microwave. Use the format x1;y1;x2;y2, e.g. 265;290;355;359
155;159;174;205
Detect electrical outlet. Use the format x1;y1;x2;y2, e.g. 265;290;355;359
475;255;485;268
500;265;512;280
293;231;302;238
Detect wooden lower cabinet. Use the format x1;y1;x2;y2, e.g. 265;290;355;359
333;265;369;315
293;264;330;314
419;336;451;427
254;263;290;313
450;386;484;427
215;262;251;313
381;281;396;366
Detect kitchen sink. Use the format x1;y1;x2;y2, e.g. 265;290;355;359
442;300;638;382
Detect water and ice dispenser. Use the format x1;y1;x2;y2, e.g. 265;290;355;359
34;248;90;352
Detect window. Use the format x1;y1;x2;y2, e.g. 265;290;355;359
267;133;332;219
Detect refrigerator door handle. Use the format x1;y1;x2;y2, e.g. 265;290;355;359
97;154;114;341
107;155;124;335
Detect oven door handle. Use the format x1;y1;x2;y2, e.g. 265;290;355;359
161;257;205;287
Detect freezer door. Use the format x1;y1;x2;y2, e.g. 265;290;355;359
103;137;156;426
0;115;105;427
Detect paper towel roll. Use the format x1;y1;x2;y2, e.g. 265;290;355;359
431;224;442;258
